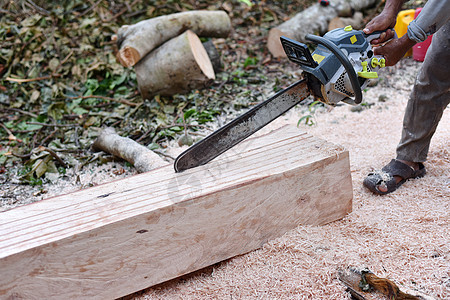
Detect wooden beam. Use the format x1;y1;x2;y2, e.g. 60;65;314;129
0;126;352;299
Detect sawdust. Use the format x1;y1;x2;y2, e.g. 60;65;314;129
128;57;449;299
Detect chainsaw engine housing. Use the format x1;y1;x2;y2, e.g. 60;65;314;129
281;26;385;105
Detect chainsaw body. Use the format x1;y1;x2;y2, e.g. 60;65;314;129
174;26;392;172
281;26;387;105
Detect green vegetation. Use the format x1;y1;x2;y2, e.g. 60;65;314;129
1;0;316;185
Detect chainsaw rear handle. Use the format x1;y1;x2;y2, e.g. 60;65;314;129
305;34;363;104
363;28;397;43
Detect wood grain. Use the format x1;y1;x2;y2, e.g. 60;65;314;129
0;126;352;299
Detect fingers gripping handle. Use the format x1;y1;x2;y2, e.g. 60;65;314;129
363;28;397;43
363;28;395;72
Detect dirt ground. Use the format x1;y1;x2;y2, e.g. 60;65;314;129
124;57;448;299
2;55;449;299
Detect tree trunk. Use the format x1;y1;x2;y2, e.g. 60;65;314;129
267;0;379;57
115;10;231;67
135;30;215;99
92;127;167;173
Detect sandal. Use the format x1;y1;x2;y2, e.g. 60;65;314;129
363;159;426;195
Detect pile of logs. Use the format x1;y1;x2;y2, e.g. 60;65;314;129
114;10;231;99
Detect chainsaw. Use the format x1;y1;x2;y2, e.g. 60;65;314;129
174;25;389;172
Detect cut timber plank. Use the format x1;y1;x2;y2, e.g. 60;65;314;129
0;126;353;299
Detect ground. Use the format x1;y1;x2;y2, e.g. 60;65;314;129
124;56;449;300
1;1;448;299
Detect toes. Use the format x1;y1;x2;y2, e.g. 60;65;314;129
377;182;388;193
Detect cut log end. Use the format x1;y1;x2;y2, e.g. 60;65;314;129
187;30;215;81
135;30;216;99
117;46;141;68
267;28;289;58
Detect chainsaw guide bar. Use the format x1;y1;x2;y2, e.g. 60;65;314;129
174;79;310;172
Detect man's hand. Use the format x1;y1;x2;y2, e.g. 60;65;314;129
373;35;416;66
363;0;406;44
363;0;416;66
363;11;397;44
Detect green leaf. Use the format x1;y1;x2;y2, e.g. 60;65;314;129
109;73;127;89
48;58;60;71
33;158;48;178
47;102;68;120
72;106;89;115
147;143;159;150
69;98;89;114
36;114;47;123
184;108;197;120
29;177;43;186
17;121;42;131
244;57;258;68
0;150;8;165
297;115;314;126
238;0;253;7
84;79;99;95
21;14;42;27
80;18;97;29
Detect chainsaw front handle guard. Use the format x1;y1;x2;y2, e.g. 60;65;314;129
305;34;363;104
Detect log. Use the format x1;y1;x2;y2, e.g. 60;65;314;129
135;30;215;99
267;0;379;57
203;40;222;74
92;127;167;173
0;126;353;299
328;12;365;31
116;10;231;67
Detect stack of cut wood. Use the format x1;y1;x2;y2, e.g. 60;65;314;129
115;10;231;99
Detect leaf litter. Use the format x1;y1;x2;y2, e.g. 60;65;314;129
1;0;320;207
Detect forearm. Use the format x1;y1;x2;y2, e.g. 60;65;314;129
408;0;450;42
382;0;407;18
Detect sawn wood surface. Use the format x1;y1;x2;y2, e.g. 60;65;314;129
0;126;353;299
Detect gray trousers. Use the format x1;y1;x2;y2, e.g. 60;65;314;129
396;21;450;163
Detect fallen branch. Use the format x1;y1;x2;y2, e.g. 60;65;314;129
6;74;61;83
26;122;77;128
92;127;167;173
6;50;72;83
38;146;67;168
0;122;17;141
66;95;141;107
115;10;231;67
